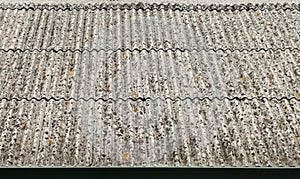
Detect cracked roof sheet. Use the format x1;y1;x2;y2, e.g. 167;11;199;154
0;3;300;167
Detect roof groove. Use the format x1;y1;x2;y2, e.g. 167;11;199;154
0;48;299;52
1;97;300;102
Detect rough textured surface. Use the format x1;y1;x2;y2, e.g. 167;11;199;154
0;3;300;167
1;50;300;100
0;98;299;166
1;1;300;5
0;4;299;51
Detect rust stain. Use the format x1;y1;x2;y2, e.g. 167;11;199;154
16;141;22;145
48;138;54;145
194;76;200;82
104;85;109;92
255;12;259;16
250;135;255;142
68;69;74;78
123;152;130;160
131;92;138;99
41;72;46;79
294;93;300;100
35;63;40;68
133;107;138;113
240;76;246;81
121;53;126;60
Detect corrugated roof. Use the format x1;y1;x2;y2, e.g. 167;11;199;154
1;50;300;100
0;98;299;166
0;5;299;50
0;3;300;166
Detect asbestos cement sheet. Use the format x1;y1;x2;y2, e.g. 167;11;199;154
0;3;300;167
0;98;299;166
1;50;300;100
0;5;299;51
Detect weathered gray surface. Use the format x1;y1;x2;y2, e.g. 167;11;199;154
0;1;300;5
0;3;300;166
0;7;299;51
1;98;299;166
1;50;300;100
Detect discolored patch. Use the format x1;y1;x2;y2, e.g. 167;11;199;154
123;152;130;160
104;85;109;92
41;72;46;79
250;135;255;142
294;93;300;100
121;53;126;61
48;138;54;145
240;76;246;81
68;69;74;78
133;107;138;113
131;92;138;99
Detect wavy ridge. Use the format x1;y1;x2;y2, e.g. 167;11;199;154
0;96;299;102
0;47;299;53
0;3;299;12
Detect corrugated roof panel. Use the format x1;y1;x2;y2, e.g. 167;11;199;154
0;98;299;166
1;50;300;99
0;3;300;167
0;8;299;51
